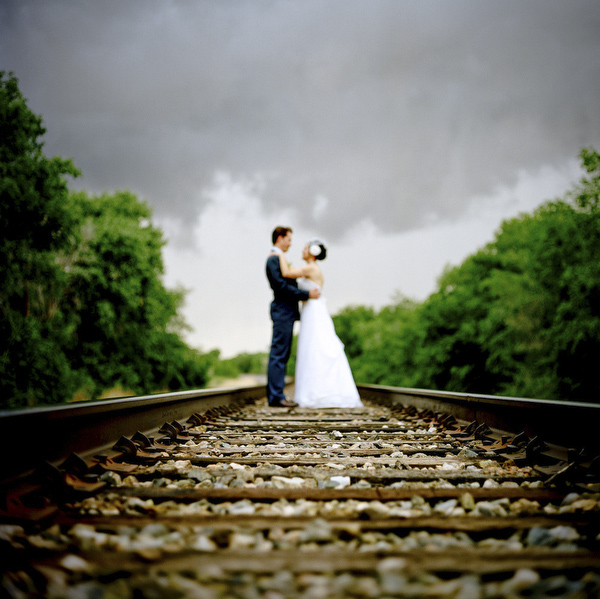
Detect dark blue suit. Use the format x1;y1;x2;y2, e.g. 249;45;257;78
266;254;309;405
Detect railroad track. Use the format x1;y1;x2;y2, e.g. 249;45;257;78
1;384;599;598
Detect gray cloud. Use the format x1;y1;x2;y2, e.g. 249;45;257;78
2;0;599;240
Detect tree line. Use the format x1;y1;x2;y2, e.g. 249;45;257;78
330;148;600;402
1;72;210;408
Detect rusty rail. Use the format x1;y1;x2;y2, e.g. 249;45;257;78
0;384;266;483
357;384;600;452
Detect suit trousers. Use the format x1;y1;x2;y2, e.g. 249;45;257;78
267;302;296;405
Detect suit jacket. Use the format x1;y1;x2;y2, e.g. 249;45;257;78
266;254;309;322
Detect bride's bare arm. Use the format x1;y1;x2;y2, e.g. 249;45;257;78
272;252;307;279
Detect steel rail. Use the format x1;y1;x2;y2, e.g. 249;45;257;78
357;384;600;452
2;382;598;485
0;384;266;483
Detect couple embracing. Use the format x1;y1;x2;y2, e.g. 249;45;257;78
266;226;362;409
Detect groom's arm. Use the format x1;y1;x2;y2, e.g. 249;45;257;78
266;255;309;301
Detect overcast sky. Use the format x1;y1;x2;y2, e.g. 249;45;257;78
2;0;599;356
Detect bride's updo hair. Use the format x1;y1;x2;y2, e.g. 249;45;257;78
308;240;327;261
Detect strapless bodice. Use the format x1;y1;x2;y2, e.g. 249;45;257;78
298;277;321;292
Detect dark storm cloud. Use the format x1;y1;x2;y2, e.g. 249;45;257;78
1;0;599;239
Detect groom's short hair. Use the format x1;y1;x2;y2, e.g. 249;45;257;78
272;226;292;245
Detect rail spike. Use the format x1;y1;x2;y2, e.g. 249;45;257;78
113;436;138;455
131;431;153;448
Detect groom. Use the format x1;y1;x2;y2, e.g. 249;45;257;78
266;226;320;407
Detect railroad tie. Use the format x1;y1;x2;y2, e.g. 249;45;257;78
1;397;599;598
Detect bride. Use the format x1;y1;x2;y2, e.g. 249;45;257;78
271;240;362;408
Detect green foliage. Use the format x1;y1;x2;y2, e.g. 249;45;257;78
211;351;268;381
234;352;269;374
62;190;172;396
332;300;420;387
333;305;377;362
332;147;600;402
572;147;600;211
58;189;210;400
286;335;298;376
0;73;209;407
0;71;80;406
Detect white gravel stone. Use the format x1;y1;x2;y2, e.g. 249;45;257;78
329;475;351;488
59;554;91;572
549;525;580;542
229;532;258;549
173;460;192;471
482;478;500;488
271;476;306;488
561;492;581;506
434;499;458;515
69;524;109;550
360;501;391;519
325;462;346;469
500;569;540;593
227;500;256;515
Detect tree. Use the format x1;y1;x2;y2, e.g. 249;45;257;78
334;297;420;387
332;305;377;363
0;73;209;407
61;189;209;398
537;148;600;399
325;148;600;402
409;254;513;395
0;71;80;406
410;147;600;401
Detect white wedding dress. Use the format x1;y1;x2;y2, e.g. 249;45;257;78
294;277;362;408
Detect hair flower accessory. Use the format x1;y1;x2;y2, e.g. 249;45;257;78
307;239;327;260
